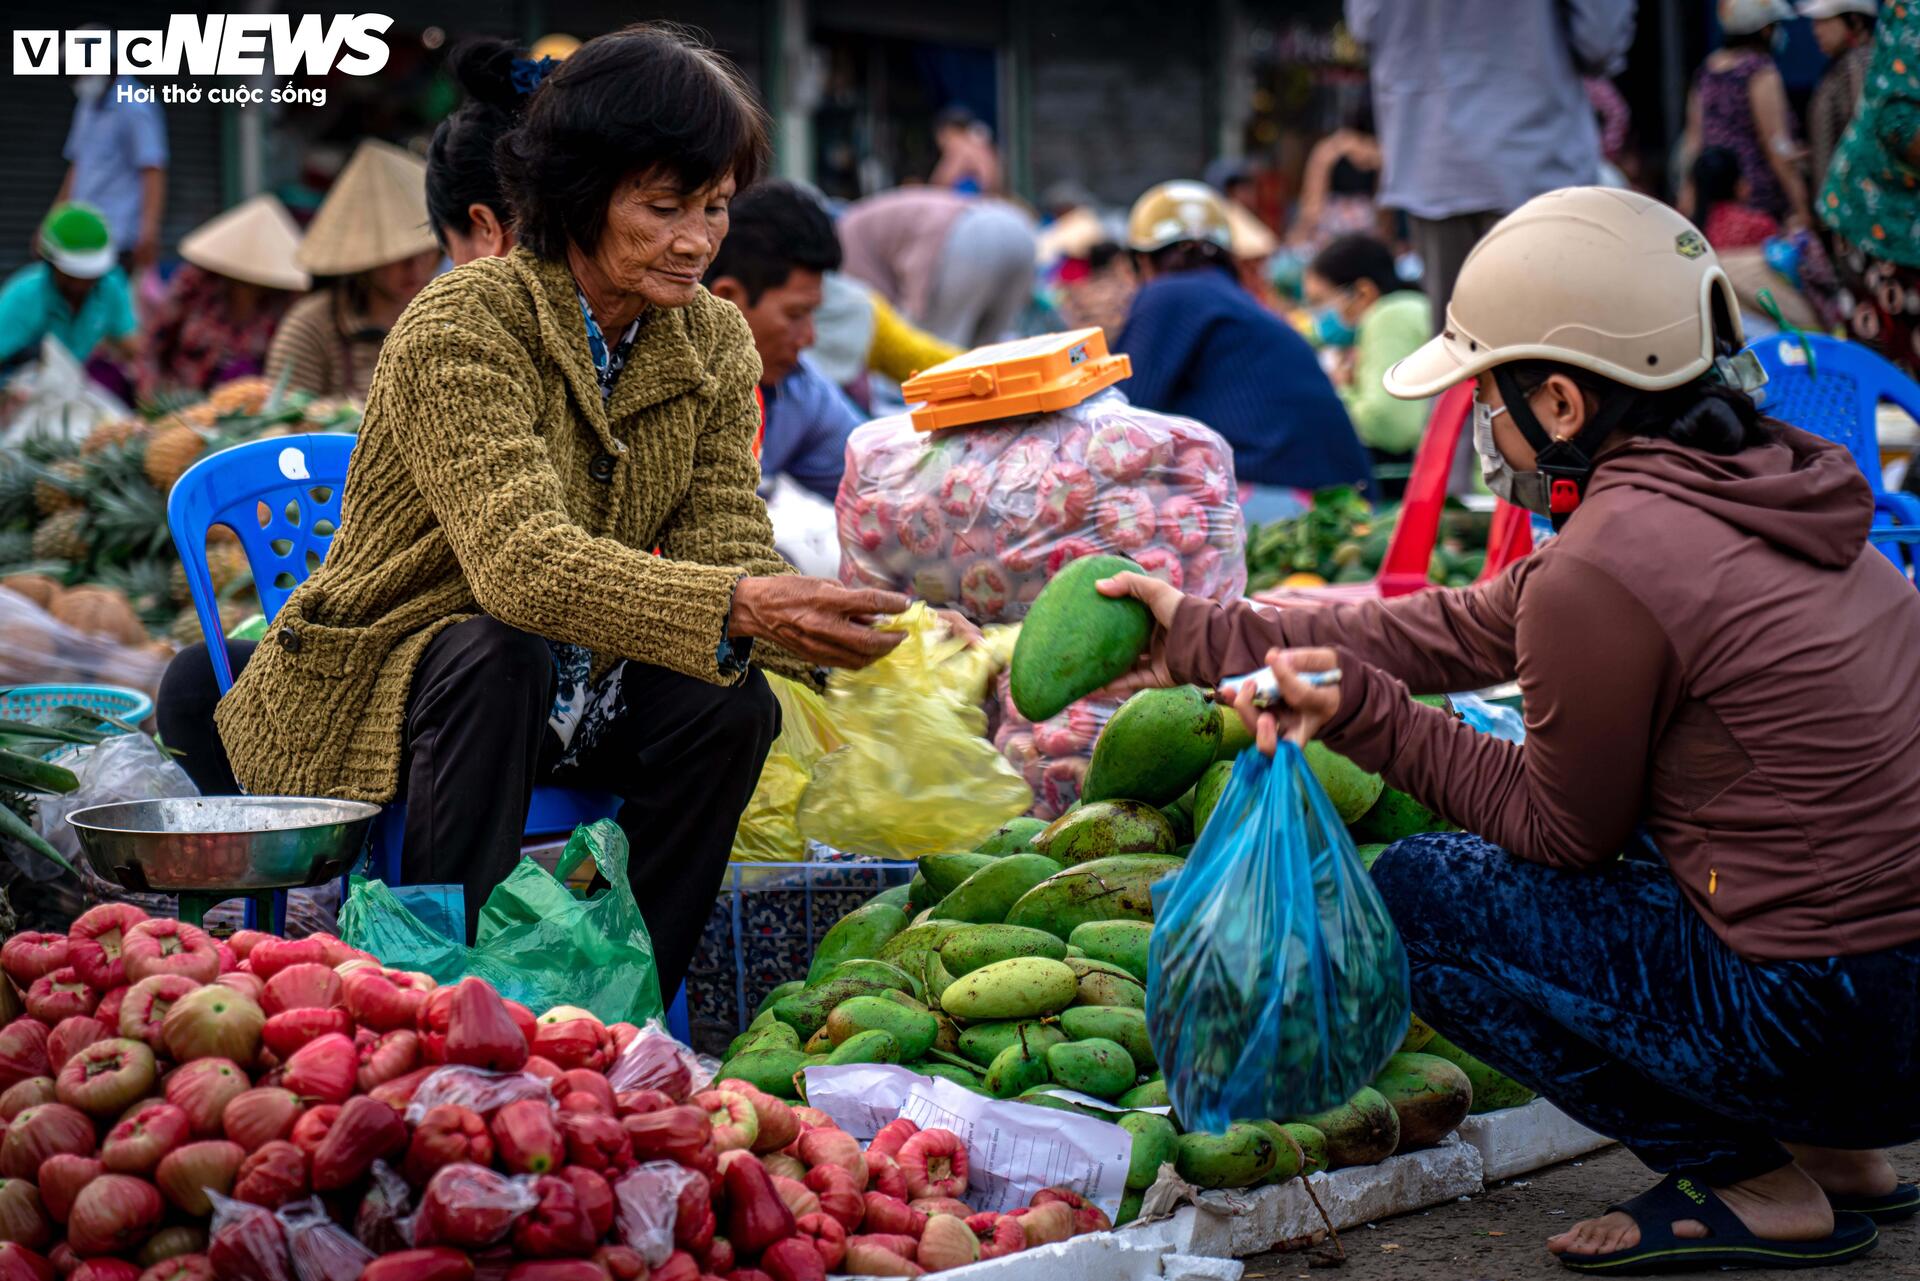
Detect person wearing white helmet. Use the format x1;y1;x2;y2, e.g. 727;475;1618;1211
1112;181;1372;521
1099;187;1920;1272
1798;0;1881;195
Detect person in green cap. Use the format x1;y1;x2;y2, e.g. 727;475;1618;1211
0;202;139;373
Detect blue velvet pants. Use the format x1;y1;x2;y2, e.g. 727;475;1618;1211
1370;833;1920;1187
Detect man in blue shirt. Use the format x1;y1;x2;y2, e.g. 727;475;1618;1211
56;70;169;270
1114;181;1373;520
0;203;139;373
704;180;863;502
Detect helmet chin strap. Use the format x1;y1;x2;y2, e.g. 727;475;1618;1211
1491;366;1638;530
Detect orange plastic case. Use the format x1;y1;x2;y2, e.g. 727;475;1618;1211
902;329;1132;431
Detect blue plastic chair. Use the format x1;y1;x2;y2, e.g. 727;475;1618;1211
1747;333;1920;579
168;435;690;1040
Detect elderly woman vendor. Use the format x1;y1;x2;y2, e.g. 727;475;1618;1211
162;27;906;990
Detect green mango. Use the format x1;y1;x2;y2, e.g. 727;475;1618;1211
957;1019;1068;1067
1245;1120;1305;1183
1117;1189;1145;1226
804;1025;834;1054
726;1019;801;1060
1351;786;1452;843
907;872;937;913
826;1029;900;1065
976;817;1049;854
1072;970;1146;1009
827;958;919;998
1034;801;1177;864
753;982;804;1022
1282;1122;1328;1175
1175;1123;1279;1188
1010;554;1153;722
1064;944;1086;958
1161;792;1195;845
1355;842;1389;871
771;975;897;1039
1420;1032;1536;1113
1304;741;1385;824
941;957;1079;1021
717;1048;808;1100
1293;1086;1401;1169
1117;1078;1169;1109
1371;1052;1473;1153
1083;686;1222;806
1004;855;1187;938
868;883;915;910
911;1060;984;1090
924;951;959;1007
1058;1006;1156;1072
986;1030;1053;1098
1045;1037;1135;1099
807;901;910;983
1400;1013;1438;1054
920;852;998;898
1119;1111;1178;1191
934;854;1064;924
939;924;1069;977
824;995;939;1060
1192;760;1233;835
881;989;929;1012
1213;702;1254;760
1068;920;1152;983
1016;1092;1111;1121
877;921;957;988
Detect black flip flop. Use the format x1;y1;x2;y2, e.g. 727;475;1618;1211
1829;1183;1920;1224
1557;1172;1879;1273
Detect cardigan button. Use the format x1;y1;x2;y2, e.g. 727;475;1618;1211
589;453;615;482
277;627;303;654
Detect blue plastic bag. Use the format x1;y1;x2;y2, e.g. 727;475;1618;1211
1146;744;1410;1130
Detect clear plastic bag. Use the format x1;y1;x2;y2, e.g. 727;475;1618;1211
732;674;845;863
795;604;1033;858
0;580;171;692
1147;744;1410;1130
207;1188;294;1281
404;1162;539;1249
991;671;1118;820
606;1020;709;1101
401;1066;556;1126
34;732;197;882
276;1196;374;1281
354;1159;413;1253
615;1161;703;1266
837;388;1246;621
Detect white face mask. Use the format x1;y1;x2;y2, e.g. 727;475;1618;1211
71;76;109;105
1473;396;1553;516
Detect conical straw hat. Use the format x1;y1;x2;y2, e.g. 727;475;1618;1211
295;139;438;276
1225;201;1277;261
179;194;309;291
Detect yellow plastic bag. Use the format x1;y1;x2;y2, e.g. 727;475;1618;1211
796;605;1033;858
732;674;843;862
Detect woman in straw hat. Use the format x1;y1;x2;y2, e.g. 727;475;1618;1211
140;194;307;396
1101;187;1920;1272
263;139;442;400
186;25;906;989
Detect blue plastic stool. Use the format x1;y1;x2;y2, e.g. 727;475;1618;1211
1747;333;1920;579
167;436;691;1039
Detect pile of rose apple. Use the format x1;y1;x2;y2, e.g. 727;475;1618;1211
0;904;1114;1280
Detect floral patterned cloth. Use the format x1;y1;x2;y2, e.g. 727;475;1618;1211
140;265;288;396
1697;50;1799;224
1821;2;1920;370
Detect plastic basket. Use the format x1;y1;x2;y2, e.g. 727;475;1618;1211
687;856;916;1050
0;684;153;729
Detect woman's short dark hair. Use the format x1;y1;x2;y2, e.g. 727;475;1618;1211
497;23;771;261
703;180;842;304
1310;234;1400;297
1504;357;1773;456
426;37;522;245
1142;240;1232;276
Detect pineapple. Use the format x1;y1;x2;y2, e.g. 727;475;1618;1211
85;449;170;563
208;376;275;418
82;417;149;456
169;598;249;645
32;460;87;516
144;422;208;492
181;402;217;430
168;559;191;607
50;584;143;645
31;508;90;564
93;557;175;635
0;456;35;530
207;541;253;595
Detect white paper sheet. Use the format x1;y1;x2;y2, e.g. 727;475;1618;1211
801;1066;1135;1221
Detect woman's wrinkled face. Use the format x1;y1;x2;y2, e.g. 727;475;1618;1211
590;170;736;310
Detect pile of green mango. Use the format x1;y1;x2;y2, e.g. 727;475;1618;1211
712;681;1534;1221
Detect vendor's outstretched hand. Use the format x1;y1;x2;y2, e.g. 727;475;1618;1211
731;576;911;670
1093;571;1184;697
1230;647;1342;753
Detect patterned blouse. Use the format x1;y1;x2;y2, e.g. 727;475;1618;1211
1821;2;1920;270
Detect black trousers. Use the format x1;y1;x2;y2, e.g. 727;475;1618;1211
157;616;779;994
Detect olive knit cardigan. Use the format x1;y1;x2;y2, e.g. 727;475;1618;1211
216;247;799;802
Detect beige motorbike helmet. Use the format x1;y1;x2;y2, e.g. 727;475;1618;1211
1386;187;1747;524
1127;181;1233;254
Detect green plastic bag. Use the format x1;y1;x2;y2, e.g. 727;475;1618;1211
339;820;664;1026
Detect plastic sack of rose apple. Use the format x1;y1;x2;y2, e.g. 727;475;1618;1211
277;1196;375;1281
207;1189;294;1281
605;1019;713;1100
400;1162;541;1250
993;669;1119;820
354;1160;413;1254
402;1065;556;1126
836;388;1246;622
614;1161;704;1266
